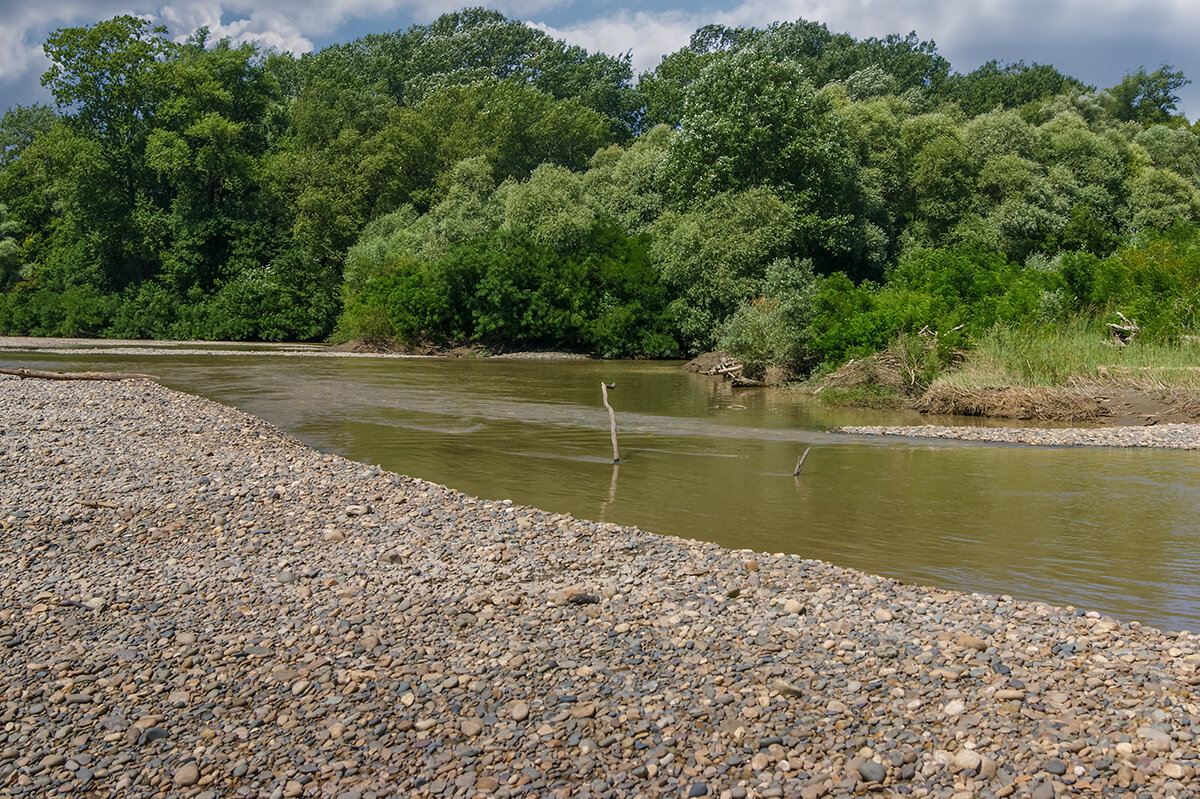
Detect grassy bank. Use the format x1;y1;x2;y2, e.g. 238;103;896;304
937;322;1200;390
808;321;1200;422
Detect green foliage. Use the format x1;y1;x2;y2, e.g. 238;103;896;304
419;79;613;188
338;219;676;356
1088;229;1200;340
1104;65;1191;125
652;188;797;353
663;50;853;204
0;205;21;289
0;105;58;169
951;61;1091;116
299;8;636;136
809;246;1062;365
5;8;1200;374
717;258;820;373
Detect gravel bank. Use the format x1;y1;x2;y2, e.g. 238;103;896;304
833;423;1200;449
2;378;1198;799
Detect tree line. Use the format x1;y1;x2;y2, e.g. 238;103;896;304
2;9;1200;377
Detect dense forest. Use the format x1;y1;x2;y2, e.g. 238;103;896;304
4;9;1200;381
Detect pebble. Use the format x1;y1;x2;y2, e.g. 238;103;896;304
2;378;1199;799
954;749;982;772
857;760;887;783
173;763;200;787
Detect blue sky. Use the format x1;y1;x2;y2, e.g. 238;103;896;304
3;1;1200;117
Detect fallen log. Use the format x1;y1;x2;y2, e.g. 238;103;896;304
0;367;156;381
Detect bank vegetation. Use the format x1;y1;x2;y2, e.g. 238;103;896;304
4;10;1200;407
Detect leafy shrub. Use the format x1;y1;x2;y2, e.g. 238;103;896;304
718;258;819;374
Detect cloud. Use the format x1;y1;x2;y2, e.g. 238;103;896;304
535;10;697;73
533;0;1200;113
0;0;481;106
0;3;129;86
5;0;1200;115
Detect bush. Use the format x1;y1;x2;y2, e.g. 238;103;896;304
717;258;819;374
335;219;678;355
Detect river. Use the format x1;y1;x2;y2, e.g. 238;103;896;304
4;341;1199;631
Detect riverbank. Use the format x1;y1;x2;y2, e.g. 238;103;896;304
805;327;1200;426
0;336;595;362
2;378;1198;798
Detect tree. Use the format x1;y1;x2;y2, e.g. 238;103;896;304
661;47;865;271
951;61;1091;116
1126;167;1200;231
42;16;171;183
583;125;672;234
0;205;21;288
299;8;636;136
898;113;977;245
652;188;797;352
1134;125;1200;185
418;79;612;187
0;105;58;169
718;258;820;374
1105;65;1191;124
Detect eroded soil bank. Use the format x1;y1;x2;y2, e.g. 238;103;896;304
1;378;1198;798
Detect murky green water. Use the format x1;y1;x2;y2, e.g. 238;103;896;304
5;346;1200;631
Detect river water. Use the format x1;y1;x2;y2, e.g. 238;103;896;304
5;344;1200;631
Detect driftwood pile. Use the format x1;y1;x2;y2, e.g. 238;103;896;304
1107;312;1140;346
698;357;762;388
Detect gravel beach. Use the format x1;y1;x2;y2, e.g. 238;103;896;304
2;378;1199;799
833;423;1200;449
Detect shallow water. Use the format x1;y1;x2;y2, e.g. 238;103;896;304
5;346;1200;631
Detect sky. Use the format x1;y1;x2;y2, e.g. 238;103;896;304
3;0;1200;118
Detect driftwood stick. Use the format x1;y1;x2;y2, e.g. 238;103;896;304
601;382;620;463
0;367;155;381
793;447;812;476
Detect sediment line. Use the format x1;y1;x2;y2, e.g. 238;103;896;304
1;377;1197;797
833;422;1200;449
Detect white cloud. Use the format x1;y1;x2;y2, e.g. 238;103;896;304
0;0;576;85
5;0;1200;114
0;0;491;106
0;2;130;85
534;0;1200;99
535;10;698;73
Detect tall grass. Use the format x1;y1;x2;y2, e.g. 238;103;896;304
935;320;1200;390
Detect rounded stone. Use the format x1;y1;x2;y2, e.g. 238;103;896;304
174;763;200;787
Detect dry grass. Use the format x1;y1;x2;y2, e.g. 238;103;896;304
816;351;912;392
911;384;1106;421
